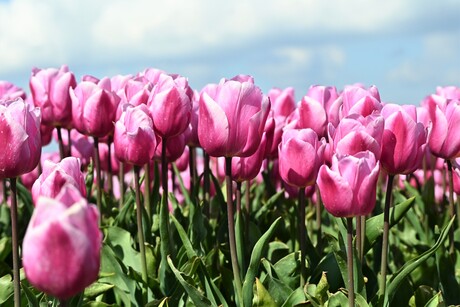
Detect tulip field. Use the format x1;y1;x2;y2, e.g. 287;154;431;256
0;67;460;307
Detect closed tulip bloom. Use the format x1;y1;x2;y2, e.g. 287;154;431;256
23;185;102;300
0;81;26;101
340;84;382;119
29;65;77;127
232;133;268;183
278;128;325;188
198;78;270;157
70;80;120;138
268;87;296;118
436;86;460;100
426;97;460;159
32;157;86;204
114;104;156;166
298;93;328;137
380;104;426;174
148;73;192;139
0;98;41;179
318;151;380;217
306;85;341;127
154;132;187;163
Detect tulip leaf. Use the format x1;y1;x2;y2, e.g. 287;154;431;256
167;256;213;307
253;278;277;307
235;210;246;273
435;235;460;305
0;237;11;261
281;287;306;307
0;274;13;304
364;196;415;254
242;217;282;307
384;216;455;306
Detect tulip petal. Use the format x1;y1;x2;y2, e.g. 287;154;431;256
318;164;353;217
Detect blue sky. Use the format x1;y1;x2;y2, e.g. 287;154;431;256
0;0;459;105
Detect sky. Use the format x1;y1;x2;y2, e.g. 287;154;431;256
0;0;459;105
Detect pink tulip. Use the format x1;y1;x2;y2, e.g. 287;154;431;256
54;129;94;168
29;65;77;127
0;81;26;101
339;84;382;119
148;73;193;139
70;80;120;138
0;98;41;179
426;97;460;159
114;104;156;166
183;90;200;147
436;86;460;100
306;85;341;127
328;113;384;161
198;77;270;157
380;104;426;175
318;151;380;217
32;157;86;204
154;132;187;163
268;87;296;119
23;185;101;300
278;128;325;188
232;133;268;183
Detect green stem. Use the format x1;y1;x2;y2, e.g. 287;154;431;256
235;182;245;273
204;152;211;216
93;137;102;223
347;217;355;307
315;186;322;250
244;180;250;244
446;160;457;255
379;174;394;298
225;157;243;306
299;187;307;287
360;216;366;261
106;136;113;197
144;161;151;218
10;178;21;307
356;215;362;264
134;166;148;301
67;128;72;156
189;147;197;196
119;162;125;210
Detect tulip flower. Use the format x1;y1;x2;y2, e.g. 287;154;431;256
380;104;426;175
0;98;41;179
148;73;193;139
31;157;86;204
29;65;77;128
114;104;157;166
0;81;26;101
268;87;296;119
340;84;382;119
23;185;102;300
70;80;120;138
278;128;325;188
318;151;380;217
198;78;270;157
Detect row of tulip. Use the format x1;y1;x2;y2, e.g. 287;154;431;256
0;66;459;306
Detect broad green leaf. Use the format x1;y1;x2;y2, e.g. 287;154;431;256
253;278;277;307
84;282;115;298
167;256;213;307
0;237;11;261
364;196;415;254
0;274;13;304
424;292;444;307
242;217;282;307
326;291;349;307
281;287;306;307
171;214;197;259
435;241;460;305
235;210;246;273
385;216;455;306
21;282;38;307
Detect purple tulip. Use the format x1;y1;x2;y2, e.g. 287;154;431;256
278;128;325;188
70;80;120;138
31;157;86;204
29;65;77;127
114;104;156;166
0;98;41;179
23;185;101;300
198;77;270;157
318;151;380;217
380;103;426;174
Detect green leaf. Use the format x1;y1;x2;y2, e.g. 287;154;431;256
0;237;11;261
326;291;349;307
170;214;197;259
423;291;444;307
84;282;115;298
435;239;460;305
253;278;277;307
385;216;455;306
21;282;39;307
364;196;415;254
242;217;282;307
0;274;13;304
167;256;213;307
281;287;306;307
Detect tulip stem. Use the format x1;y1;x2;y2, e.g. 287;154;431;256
93;137;102;223
56;127;66;160
2;179;7;205
315;186;322;251
119;162;125;209
144;161;151;218
446;160;457;255
134;166;148;299
235;182;245;273
9;178;21;307
225;157;243;307
107;136;113;197
356;216;362;264
379;174;394;299
67;128;72;156
347;217;355;307
204;152;211;217
189;147;197;196
244;180;251;244
299;187;307;287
